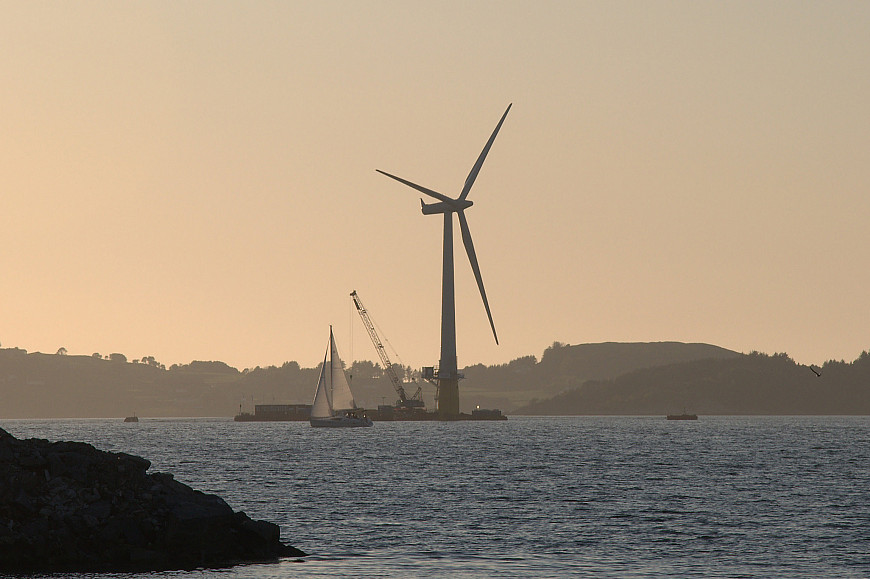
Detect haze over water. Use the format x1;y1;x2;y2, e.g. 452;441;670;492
5;416;869;577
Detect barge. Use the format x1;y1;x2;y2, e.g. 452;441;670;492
235;404;312;422
234;403;506;422
666;413;698;420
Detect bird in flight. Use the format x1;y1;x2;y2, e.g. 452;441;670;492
809;365;822;377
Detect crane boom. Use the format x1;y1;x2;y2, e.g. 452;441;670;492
350;290;409;405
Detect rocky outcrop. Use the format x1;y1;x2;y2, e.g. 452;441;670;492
0;427;305;572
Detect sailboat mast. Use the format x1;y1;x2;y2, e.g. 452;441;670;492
329;325;334;406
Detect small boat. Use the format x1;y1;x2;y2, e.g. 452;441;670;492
124;414;139;423
666;413;698;420
310;326;373;428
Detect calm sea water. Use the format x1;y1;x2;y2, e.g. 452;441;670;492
3;416;869;578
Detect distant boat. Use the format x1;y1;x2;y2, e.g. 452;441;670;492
667;413;698;420
310;326;373;428
124;414;139;423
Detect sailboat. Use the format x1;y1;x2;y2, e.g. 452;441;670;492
310;326;373;427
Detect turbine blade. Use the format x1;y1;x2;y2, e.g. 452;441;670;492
376;170;454;204
459;103;512;201
458;210;498;344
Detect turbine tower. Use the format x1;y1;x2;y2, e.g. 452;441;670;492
377;104;510;416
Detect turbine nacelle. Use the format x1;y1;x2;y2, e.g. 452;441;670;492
421;198;473;215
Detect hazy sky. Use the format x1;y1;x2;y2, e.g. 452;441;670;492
2;2;868;371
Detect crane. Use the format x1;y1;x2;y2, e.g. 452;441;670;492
350;290;424;409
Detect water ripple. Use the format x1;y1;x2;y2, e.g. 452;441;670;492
4;416;870;577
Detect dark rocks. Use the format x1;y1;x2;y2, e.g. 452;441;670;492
0;426;305;572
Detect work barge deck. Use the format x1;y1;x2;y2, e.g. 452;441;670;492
234;404;506;422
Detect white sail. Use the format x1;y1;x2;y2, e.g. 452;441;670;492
310;326;371;427
310;344;333;419
328;328;356;411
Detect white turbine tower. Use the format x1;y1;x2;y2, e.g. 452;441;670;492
377;104;510;416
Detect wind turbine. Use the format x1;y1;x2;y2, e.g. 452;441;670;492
377;104;510;416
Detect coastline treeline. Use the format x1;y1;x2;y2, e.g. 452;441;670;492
513;350;870;415
1;343;868;418
0;349;408;418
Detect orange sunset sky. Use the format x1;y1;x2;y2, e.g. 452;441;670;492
2;2;868;370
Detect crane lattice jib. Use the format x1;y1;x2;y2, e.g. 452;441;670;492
350;291;408;403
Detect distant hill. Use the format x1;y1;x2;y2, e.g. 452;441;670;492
4;343;866;418
535;341;740;381
512;350;870;415
0;349;317;419
0;349;427;418
458;341;740;413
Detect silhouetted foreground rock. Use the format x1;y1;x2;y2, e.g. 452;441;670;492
0;427;305;572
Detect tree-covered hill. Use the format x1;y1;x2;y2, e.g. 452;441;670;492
458;341;740;412
0;348;408;418
512;351;870;415
6;343;864;418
